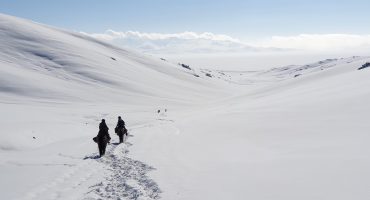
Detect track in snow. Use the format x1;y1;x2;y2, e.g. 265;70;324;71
84;136;161;200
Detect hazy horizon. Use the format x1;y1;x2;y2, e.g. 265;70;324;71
1;0;370;61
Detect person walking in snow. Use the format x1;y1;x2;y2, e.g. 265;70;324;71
96;119;110;157
115;116;127;143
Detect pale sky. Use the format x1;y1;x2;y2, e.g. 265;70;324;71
1;0;370;53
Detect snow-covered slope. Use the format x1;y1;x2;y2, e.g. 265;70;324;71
140;56;370;200
0;12;237;150
1;13;370;200
0;14;229;104
200;56;369;85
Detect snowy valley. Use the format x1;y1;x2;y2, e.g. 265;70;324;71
0;13;370;200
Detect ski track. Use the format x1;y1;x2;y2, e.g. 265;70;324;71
84;136;161;200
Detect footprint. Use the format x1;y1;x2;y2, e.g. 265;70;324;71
84;136;161;199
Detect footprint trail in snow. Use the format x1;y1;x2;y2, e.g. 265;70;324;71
84;138;161;200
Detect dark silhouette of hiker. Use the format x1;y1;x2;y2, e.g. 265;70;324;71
115;116;126;143
96;119;110;157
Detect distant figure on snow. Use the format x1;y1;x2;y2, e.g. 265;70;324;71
94;119;111;157
157;109;160;114
115;116;127;143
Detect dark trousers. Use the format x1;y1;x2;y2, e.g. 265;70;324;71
118;133;124;143
98;141;107;156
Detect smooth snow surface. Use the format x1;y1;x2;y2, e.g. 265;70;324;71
0;13;370;200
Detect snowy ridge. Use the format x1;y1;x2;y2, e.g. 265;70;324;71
0;13;229;104
198;56;370;85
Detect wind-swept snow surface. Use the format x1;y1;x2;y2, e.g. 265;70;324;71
0;13;370;200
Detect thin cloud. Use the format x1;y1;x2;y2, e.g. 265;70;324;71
81;30;266;54
84;30;240;42
82;30;370;54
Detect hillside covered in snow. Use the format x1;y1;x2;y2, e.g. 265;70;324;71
0;13;370;200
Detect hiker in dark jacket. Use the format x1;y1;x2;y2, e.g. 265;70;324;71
96;119;110;157
115;116;126;143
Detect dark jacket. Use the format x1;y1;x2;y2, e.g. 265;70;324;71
97;121;110;143
116;119;125;129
